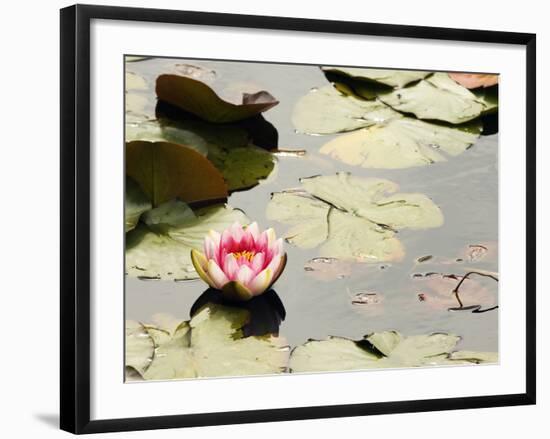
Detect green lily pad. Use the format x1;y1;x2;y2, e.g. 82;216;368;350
322;67;430;88
125;56;151;63
126;140;228;206
125;177;152;232
292;85;400;135
126;71;147;90
319;117;481;169
380;73;485;124
125;119;209;156
125;93;149;123
267;173;443;262
209;146;276;191
125;321;154;375
289;337;381;372
142;199;195;230
126;203;248;280
266;191;330;249
323;72;393;100
448;350;499;364
473;85;499;115
301;173;444;230
126;118;275;192
319;208;405;262
289;330;497;373
156;74;279;123
125;303;290;380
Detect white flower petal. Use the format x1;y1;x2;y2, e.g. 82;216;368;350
207;260;229;289
246;222;260;242
249;268;273;295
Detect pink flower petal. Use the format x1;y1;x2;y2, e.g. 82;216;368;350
207;259;229;289
251;252;265;274
248;268;273;295
230;222;245;244
256;230;268;252
236;265;254;287
220;229;232;249
223;253;240;280
199;222;285;297
246;222;260;242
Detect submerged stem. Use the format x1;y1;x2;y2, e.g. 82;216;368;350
451;270;499;309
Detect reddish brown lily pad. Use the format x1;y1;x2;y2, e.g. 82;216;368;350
156;74;279;123
456;242;498;263
349;290;385;316
304;257;353;281
448;73;499;89
414;273;497;312
126;140;228;206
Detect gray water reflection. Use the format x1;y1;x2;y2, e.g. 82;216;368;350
125;57;498;352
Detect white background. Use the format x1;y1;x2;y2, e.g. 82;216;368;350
0;0;547;437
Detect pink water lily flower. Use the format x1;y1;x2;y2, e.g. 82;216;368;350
190;222;287;301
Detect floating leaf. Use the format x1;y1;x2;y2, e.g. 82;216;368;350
125;120;209;156
267;191;330;249
190;289;286;337
449;73;499;89
304;257;353;281
472;85;499;115
126;203;248;280
351;291;383;306
380;73;485;124
320;117;481;169
456;242;498;264
319;208;405;262
290;337;381;372
127;116;276;191
448;350;498;364
126;141;228;206
125;366;144;381
125;56;150;63
125;94;149;122
142;199;195;229
171;63;216;82
125;303;289;380
414;273;497;311
156;74;279;123
301;173;444;230
126;72;147;90
267;173;443;262
349;291;385;317
290;330;496;373
125;321;154;375
209;146;276;191
292;85;399;135
322;67;430;88
125;177;152;232
323;71;393;100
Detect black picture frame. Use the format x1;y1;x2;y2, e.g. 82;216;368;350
60;4;536;434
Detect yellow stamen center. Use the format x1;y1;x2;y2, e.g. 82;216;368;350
232;250;255;262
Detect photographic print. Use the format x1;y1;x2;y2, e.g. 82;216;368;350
124;56;499;382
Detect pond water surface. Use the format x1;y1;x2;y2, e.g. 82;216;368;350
125;57;498;353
